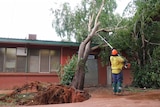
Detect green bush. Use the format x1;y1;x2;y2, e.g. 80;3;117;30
132;61;160;88
58;55;78;85
132;46;160;88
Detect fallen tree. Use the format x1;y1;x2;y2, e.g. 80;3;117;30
0;81;90;105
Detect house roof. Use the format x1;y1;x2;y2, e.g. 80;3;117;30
0;37;80;47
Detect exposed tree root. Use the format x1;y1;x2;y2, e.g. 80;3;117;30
0;81;91;105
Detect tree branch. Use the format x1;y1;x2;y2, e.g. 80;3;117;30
78;42;85;60
145;39;160;45
147;49;152;64
88;14;94;32
115;18;123;28
83;22;100;45
91;44;108;51
83;41;91;60
78;20;100;60
94;0;105;26
96;26;127;33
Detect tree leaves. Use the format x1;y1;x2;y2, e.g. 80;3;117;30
52;0;117;42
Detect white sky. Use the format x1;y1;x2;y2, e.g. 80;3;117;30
0;0;131;41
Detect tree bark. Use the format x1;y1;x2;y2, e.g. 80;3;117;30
141;14;146;65
71;23;100;90
71;0;104;90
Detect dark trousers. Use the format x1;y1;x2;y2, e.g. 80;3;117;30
112;71;123;93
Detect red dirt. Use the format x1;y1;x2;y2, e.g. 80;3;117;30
0;86;160;107
25;87;160;107
0;82;90;105
87;87;160;100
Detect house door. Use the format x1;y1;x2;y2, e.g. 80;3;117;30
84;55;98;87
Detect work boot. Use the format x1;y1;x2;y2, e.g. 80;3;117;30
117;82;122;93
112;83;117;94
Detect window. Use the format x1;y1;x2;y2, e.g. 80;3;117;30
40;49;49;73
0;48;60;73
40;49;60;73
16;47;27;72
0;48;5;72
29;49;39;72
5;48;16;72
29;49;60;73
50;50;60;72
16;56;27;72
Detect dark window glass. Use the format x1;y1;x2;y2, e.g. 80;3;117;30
5;48;16;72
16;56;27;72
0;48;5;72
50;50;60;72
40;49;49;72
29;49;39;72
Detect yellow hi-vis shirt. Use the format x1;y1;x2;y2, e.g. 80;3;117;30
110;56;125;74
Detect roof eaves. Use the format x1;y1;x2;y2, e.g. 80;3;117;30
0;38;80;47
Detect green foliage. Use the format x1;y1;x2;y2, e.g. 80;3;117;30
109;29;132;50
98;46;111;66
135;0;160;21
53;3;75;41
152;46;160;60
132;46;160;88
53;0;117;42
145;22;160;46
53;0;160;88
128;0;160;88
58;55;78;85
132;59;160;88
106;0;160;88
58;55;88;85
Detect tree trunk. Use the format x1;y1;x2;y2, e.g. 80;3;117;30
71;41;91;90
71;0;104;90
71;23;99;90
71;59;86;90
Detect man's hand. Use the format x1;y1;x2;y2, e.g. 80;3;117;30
124;63;131;69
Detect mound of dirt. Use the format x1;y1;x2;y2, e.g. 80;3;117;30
26;85;91;105
0;81;91;105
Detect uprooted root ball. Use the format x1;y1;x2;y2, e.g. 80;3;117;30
0;81;91;105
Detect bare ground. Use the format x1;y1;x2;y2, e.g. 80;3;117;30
0;86;160;107
32;87;160;107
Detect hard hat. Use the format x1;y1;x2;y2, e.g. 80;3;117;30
111;49;118;55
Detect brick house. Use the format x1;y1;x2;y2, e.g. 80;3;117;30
0;36;132;89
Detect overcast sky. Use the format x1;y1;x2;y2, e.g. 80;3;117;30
0;0;131;41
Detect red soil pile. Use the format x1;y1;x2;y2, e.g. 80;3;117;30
0;81;91;105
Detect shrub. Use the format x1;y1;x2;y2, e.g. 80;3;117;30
58;55;78;85
132;46;160;88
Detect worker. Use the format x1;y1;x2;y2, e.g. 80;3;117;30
110;49;126;95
